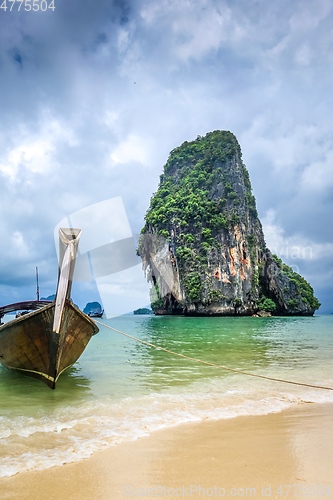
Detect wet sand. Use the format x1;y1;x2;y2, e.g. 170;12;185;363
1;403;332;500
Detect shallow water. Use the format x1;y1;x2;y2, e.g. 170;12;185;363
0;314;332;477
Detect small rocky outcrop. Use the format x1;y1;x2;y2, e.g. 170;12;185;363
83;301;103;315
139;131;320;316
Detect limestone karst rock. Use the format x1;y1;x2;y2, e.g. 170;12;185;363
139;131;320;316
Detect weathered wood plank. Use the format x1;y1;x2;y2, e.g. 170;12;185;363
0;301;98;388
0;300;52;318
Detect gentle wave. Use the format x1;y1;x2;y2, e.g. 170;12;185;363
1;374;333;478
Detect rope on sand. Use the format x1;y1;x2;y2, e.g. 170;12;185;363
94;320;333;392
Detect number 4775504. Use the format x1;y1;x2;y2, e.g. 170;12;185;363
0;0;55;11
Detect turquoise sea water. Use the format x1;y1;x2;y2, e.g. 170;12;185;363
0;315;332;477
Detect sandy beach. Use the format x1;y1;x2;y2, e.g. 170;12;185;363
1;402;332;500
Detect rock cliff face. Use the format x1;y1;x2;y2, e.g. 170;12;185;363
139;131;320;316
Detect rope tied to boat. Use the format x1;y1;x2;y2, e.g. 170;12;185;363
94;320;333;392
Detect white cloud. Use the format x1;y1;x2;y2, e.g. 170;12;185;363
140;0;237;62
301;149;333;192
295;43;312;66
110;134;151;165
242;118;324;172
96;265;150;316
0;118;77;181
0;140;55;180
262;209;333;262
289;0;332;32
117;27;132;53
11;231;31;259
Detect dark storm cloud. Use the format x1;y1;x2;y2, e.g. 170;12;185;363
0;0;332;310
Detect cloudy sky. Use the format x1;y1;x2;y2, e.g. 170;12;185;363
0;0;332;313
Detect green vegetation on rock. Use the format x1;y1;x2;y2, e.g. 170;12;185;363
149;283;164;311
140;131;321;316
141;131;259;308
133;308;153;315
143;131;256;236
258;297;277;313
272;255;321;311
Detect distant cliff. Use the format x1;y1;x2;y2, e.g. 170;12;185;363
83;302;103;315
139;131;320;316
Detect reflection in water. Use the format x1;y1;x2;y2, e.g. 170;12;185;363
112;315;332;392
0;364;92;417
127;316;289;390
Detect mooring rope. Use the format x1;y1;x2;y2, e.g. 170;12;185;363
94;320;333;392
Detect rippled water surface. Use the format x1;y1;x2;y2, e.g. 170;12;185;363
0;314;332;477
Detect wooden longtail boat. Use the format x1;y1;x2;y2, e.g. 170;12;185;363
0;228;99;389
88;310;104;318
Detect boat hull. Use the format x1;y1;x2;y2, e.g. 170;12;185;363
0;301;98;388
